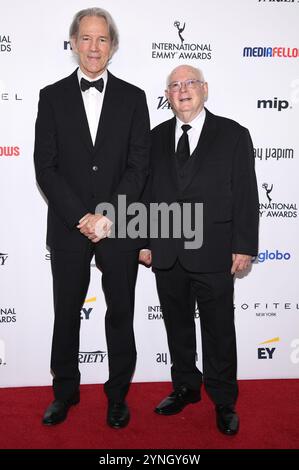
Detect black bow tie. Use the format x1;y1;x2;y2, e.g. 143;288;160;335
80;77;104;93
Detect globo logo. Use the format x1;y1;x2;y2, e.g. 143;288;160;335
257;250;291;263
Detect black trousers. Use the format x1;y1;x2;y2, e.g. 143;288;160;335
154;260;238;405
50;242;139;403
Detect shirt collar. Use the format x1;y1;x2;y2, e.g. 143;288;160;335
176;107;206;131
77;68;108;89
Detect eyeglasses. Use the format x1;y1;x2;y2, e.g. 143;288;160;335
167;79;204;93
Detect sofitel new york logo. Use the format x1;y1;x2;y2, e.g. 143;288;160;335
151;21;212;60
235;301;299;317
259;183;297;217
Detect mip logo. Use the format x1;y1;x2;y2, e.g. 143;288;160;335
174;20;186;44
80;297;96;320
257;97;290;111
257;337;279;359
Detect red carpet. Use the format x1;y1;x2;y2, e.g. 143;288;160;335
0;380;298;449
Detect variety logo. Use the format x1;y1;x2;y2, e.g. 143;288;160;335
80;297;96;321
0;308;16;324
0;35;11;52
243;46;299;58
151;20;212;60
0;253;8;266
259;183;297;218
0;339;6;366
257;337;279;359
254;147;294;162
256;250;291;263
157;96;171;110
78;350;107;364
0;146;20;157
257;97;290;111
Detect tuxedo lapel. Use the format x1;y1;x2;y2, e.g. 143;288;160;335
164;117;178;189
63;70;94;153
94;71;120;151
180;109;219;192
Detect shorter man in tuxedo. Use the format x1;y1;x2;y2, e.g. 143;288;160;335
140;65;259;435
34;8;150;428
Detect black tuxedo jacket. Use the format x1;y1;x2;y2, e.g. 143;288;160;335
148;109;259;272
34;69;150;251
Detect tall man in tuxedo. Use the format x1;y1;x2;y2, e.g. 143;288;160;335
34;7;150;429
140;65;259;435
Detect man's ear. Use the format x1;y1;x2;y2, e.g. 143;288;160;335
203;82;209;102
70;37;78;54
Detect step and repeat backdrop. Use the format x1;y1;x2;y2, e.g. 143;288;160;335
1;0;298;387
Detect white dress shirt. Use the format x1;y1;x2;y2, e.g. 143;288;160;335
175;108;206;156
77;68;108;145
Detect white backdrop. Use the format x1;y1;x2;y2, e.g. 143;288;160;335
0;0;298;388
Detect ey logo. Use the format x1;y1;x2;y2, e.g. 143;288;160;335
80;297;96;320
257;337;279;359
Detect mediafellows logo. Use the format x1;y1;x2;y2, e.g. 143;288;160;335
243;46;299;58
0;146;20;157
0;35;11;52
259;183;297;218
151;20;212;60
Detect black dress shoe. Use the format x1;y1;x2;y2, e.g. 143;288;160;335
107;402;130;429
155;386;201;415
216;404;239;435
42;392;80;426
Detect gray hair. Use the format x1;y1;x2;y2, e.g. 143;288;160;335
69;7;119;55
166;65;205;87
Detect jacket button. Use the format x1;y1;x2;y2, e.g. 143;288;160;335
92;165;98;171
